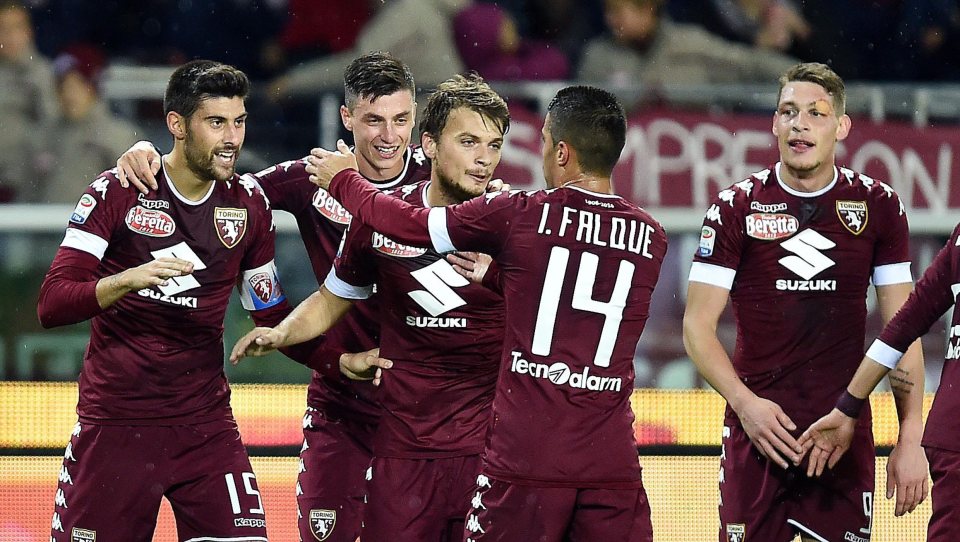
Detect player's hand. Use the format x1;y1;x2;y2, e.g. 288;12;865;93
446;252;491;284
486;178;511;193
306;139;359;190
116;141;161;194
339;347;394;384
735;394;803;469
230;327;286;363
119;257;194;291
886;440;929;516
797;409;856;477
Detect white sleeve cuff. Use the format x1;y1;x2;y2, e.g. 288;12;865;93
323;268;373;300
872;262;912;286
865;340;904;369
61;228;108;260
688;262;736;290
428;207;456;253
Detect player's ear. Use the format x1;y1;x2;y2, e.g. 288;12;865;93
340;105;353;132
167;112;186;141
422;131;438;160
556;140;571;168
836;114;852;141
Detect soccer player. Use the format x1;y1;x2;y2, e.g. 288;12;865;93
114;52;429;542
300;85;666;542
38;59;299;541
682;62;928;542
233;73;510;542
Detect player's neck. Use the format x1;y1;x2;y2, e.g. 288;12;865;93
779;162;836;193
162;153;214;201
357;151;405;183
558;174;612;194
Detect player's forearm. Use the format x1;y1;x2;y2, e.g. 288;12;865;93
329;169;432;246
683;317;755;412
888;342;925;443
273;286;352;347
94;271;137;309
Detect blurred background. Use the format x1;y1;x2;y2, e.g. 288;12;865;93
1;0;958;539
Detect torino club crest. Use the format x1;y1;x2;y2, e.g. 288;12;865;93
309;509;336;541
215;207;248;248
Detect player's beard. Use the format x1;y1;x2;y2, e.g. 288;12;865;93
436;171;487;203
184;130;240;183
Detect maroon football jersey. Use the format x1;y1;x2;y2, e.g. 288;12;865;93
327;180;502;459
327;171;668;488
248;146;431;422
868;223;960;452
690;164;911;429
45;166;283;424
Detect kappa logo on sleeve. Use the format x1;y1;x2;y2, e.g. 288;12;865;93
309;509;336;541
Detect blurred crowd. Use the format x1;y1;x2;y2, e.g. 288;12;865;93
2;0;960;202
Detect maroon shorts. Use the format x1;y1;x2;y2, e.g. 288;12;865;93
298;407;376;542
462;473;653;542
362;454;482;542
719;423;875;542
925;446;960;541
50;418;267;542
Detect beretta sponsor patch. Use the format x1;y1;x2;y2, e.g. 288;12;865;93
312;188;352;225
125;206;176;237
372;232;427;257
745;213;798;240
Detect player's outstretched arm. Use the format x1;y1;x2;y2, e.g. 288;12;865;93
799;356;892;477
683;281;803;469
876;282;928;516
339;347;393;384
230;285;353;363
116;140;162;193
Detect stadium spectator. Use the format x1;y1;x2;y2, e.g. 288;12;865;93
577;0;797;88
233;72;510;542
452;2;569;81
117;51;429;542
305;85;667;542
0;0;57;202
492;0;606;70
269;0;469;99
35;44;138;204
668;0;811;54
683;62;928;541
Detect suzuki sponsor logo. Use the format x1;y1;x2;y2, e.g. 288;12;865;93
750;201;787;213
745;213;798;240
509;351;622;393
373;232;427;257
776;229;837;291
312;188;352;225
125;206;175;237
405;316;467;328
136;288;198;308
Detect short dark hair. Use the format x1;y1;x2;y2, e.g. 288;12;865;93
163;60;249;118
343;51;416;110
546;86;626;176
419;73;510;140
778;62;846;116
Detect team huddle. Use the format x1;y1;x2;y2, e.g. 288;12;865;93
37;52;960;542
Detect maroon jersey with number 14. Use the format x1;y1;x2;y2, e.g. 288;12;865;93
327;170;668;488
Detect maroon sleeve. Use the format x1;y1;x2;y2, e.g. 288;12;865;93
878;226;960;352
481;259;503;295
329;169;433;246
37;248;104;328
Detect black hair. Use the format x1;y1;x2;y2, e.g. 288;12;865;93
163;59;250;118
343;51;416;110
545;86;626;175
